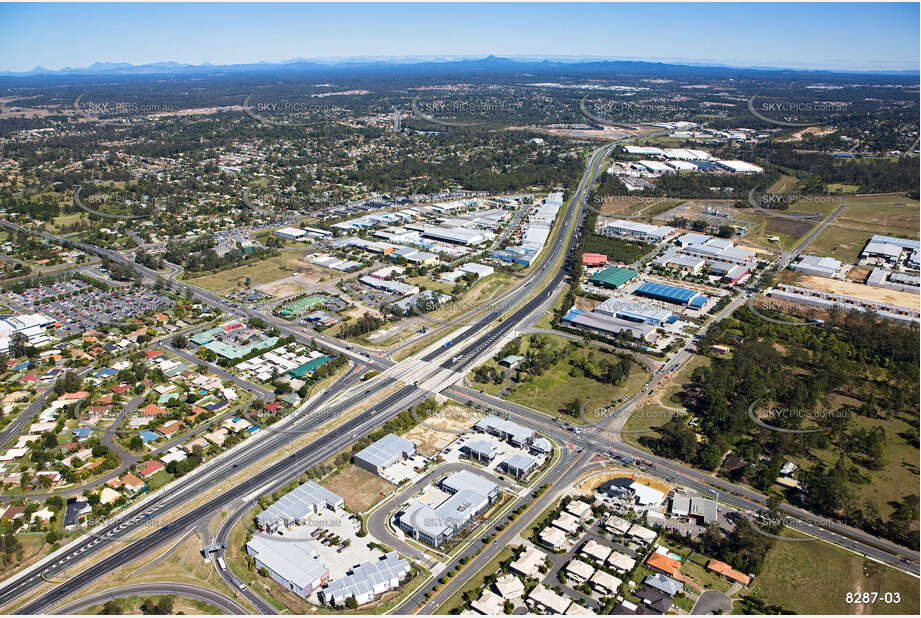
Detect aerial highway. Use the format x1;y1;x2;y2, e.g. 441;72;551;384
0;138;616;613
48;583;248;615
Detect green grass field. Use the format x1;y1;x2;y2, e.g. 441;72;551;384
182;251;310;291
805;225;875;262
748;529;920;615
502;335;651;423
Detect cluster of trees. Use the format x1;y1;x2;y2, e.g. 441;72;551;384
339;312;387;339
650;306;919;547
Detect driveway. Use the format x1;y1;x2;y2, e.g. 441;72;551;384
691;589;732;614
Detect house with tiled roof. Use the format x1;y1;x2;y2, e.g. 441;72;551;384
645;552;681;577
707;559;752;586
141;404;166;417
138;460;165;478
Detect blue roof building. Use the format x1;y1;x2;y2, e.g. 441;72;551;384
139;430;160;443
634;281;708;308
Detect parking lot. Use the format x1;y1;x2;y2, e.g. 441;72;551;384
4;279;174;334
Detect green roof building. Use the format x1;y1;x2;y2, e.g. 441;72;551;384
589;267;638;289
288;355;333;379
279;295;326;318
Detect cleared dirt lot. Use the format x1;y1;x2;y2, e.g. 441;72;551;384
321;464;395;513
402;405;480;456
780;272;920;307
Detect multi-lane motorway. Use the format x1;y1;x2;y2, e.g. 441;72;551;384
0;135;917;615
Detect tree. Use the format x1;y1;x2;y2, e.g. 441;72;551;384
345;596;359;609
100;600;122;615
173;334;188;349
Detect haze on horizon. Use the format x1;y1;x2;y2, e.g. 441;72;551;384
0;1;918;74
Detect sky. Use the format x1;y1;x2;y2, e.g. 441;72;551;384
0;2;918;73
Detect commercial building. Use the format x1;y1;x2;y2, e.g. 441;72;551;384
318;552;411;607
582;253;608;267
274;227;308;240
359;275;419;297
790;255;844;278
860;235;920;266
561;309;659;343
246;536;329;598
600;219;676;243
420;226;485;246
354;433;416;475
462;440;496;463
589;267;638;289
654;254;706;273
458;262;495;278
595;297;674;327
492;246;538;266
397;469;497;548
866;268;921;293
474;416;535;447
679;237;756;265
500;453;539;478
629;481;665;507
767;283;920;324
0;313;55;353
634;281;709;309
714;160;764;174
255;481;344;532
441;469;499;501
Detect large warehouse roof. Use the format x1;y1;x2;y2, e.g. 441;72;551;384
635;281;708;307
255;481;343;529
590;267;638;289
354;433;415;470
246;536;327;589
869;234;920;250
442;469;498;498
319;552;410;605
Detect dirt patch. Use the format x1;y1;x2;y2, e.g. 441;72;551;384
257;277;308;298
321;465;395;513
763;216;814;241
846;266;871;282
784;273;920;308
402;405;479;456
577;470;671;495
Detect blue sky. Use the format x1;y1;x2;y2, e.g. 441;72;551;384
0;2;918;73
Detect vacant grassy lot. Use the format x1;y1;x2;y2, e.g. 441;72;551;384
805;225;875;262
321;464;395;513
835;202;920;239
748;529;920;614
736;211;816;250
182;250;315;292
503;336;650;423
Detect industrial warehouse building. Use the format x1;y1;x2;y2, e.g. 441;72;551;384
790;255;844;278
0;313;55;353
634;281;709;309
246;536;330;598
561;308;659;343
318;552;411;607
766;283;920;324
255;481;344;532
397;470;498;547
462;440;497;462
594;297;674;326
420;226;486;246
354;433;417;475
679;236;756;265
458;262;494;278
860;234;920;266
274;227;308;240
474;416;535;447
655;254;706;273
599;219;676;243
589;267;638;289
582;252;608;267
500;454;539;478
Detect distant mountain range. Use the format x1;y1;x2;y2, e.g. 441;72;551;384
1;55;917;79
